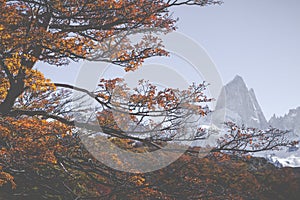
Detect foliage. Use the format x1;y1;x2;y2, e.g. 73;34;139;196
1;144;300;199
0;1;298;199
0;0;220;187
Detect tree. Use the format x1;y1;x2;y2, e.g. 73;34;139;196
0;0;298;199
0;0;220;194
0;0;221;145
0;0;221;114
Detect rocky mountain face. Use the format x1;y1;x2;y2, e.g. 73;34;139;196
269;107;300;136
204;75;300;167
204;74;299;135
212;75;268;129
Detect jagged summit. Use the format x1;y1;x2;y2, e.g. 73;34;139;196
232;75;246;84
213;75;268;129
206;75;298;133
216;75;248;110
269;107;300;136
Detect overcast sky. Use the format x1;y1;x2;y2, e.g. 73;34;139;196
40;0;300;120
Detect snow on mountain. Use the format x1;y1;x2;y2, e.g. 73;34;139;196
198;75;300;168
265;107;300;168
266;154;300;168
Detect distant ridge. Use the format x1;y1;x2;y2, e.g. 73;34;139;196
269;107;300;136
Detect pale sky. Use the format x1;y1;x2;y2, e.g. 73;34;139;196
171;0;300;119
40;0;300;120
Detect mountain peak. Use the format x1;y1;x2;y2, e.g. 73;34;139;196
232;75;245;84
227;75;248;91
233;74;243;81
214;75;268;128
